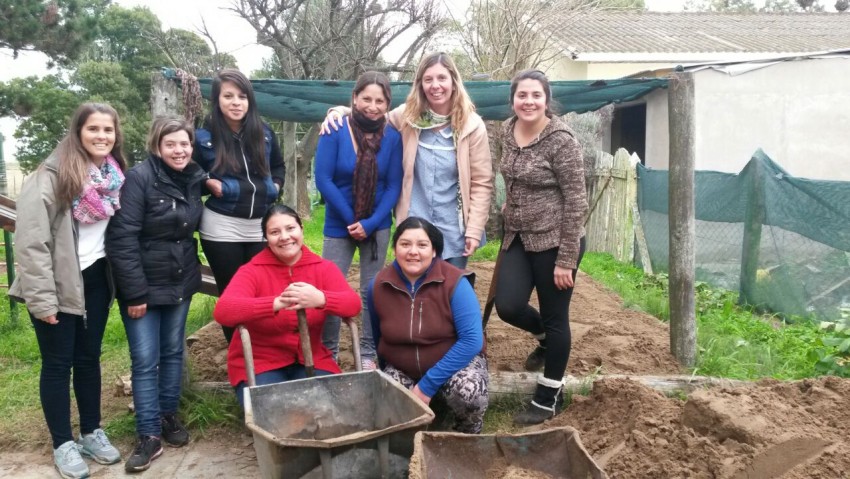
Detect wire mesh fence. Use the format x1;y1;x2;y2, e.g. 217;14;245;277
637;149;850;321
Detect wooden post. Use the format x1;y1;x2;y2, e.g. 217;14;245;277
0;132;18;325
632;202;653;275
667;72;697;368
739;157;764;306
281;122;298;209
150;72;181;118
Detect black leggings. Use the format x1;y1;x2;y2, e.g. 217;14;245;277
31;258;110;448
494;237;586;382
201;239;266;344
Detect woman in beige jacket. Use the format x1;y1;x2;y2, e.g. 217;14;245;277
323;52;493;269
10;103;126;478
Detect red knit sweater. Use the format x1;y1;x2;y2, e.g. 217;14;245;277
213;246;361;386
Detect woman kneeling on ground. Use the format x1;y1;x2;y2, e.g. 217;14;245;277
213;205;361;406
367;217;488;433
106;117;207;472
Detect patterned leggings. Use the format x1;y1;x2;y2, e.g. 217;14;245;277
383;354;489;434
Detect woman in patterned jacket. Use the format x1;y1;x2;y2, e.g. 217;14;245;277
495;70;588;426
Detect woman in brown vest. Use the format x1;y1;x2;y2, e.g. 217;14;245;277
366;217;489;433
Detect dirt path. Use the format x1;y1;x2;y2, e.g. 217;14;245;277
188;262;683;382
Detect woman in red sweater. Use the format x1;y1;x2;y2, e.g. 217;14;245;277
213;205;361;406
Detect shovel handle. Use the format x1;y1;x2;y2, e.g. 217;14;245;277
297;309;315;377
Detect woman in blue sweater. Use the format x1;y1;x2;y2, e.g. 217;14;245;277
315;71;403;369
367;217;488;433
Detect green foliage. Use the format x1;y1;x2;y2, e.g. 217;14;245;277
85;5;166;100
3;4;240;171
0;0;107;66
810;308;850;377
179;388;242;434
0;75;79;172
580;252;824;380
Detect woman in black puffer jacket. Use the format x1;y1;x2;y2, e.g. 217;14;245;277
106;117;206;472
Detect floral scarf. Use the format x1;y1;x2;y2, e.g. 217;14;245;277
72;154;125;224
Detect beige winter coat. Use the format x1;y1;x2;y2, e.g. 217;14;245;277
9;155;92;318
387;105;494;241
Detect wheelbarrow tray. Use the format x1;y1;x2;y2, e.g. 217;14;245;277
244;369;435;478
410;427;608;479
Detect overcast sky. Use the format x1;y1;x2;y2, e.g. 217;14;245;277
1;0;689;164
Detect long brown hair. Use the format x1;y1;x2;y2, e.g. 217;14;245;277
205;69;268;176
403;52;475;135
52;103;126;209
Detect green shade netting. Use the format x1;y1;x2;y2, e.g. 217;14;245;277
163;70;667;122
637;149;850;319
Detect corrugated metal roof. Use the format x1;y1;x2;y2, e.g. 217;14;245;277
550;12;850;57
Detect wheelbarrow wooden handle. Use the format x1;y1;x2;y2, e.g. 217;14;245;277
342;317;362;372
297;309;315;377
238;325;257;387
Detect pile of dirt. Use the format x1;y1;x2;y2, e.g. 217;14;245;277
549;376;850;478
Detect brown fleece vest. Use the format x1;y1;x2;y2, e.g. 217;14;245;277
373;260;472;380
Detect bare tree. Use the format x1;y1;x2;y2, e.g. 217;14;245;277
454;0;607;81
229;0;447;215
230;0;446;79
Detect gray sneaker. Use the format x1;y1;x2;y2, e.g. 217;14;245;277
77;429;121;465
54;440;90;479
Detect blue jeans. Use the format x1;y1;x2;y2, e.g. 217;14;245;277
444;256;469;270
320;229;389;361
234;365;333;407
122;301;191;437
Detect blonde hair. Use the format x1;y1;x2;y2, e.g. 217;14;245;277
403;52;475;135
147;116;195;158
52;103;126;209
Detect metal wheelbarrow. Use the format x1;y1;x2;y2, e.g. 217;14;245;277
410;427;609;479
238;314;435;479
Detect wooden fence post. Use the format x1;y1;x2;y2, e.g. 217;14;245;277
281;122;299;210
150;72;181;118
739;157;764;306
667;72;697;368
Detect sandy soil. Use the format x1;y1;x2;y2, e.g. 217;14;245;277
547;376;850;478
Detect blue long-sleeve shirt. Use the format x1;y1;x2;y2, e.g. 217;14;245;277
367;261;483;397
314;118;403;237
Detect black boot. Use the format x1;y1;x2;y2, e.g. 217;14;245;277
513;378;564;426
524;339;546;372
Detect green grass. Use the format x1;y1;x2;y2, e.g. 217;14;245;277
579;252;824;380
